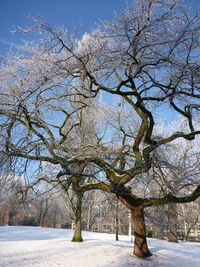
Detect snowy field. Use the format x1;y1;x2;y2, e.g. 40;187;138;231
0;226;200;267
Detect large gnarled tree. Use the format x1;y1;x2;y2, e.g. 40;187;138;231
1;0;200;259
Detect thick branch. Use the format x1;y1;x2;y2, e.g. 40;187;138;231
80;181;112;193
142;185;200;208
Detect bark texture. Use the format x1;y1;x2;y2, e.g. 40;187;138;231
72;191;83;242
131;208;152;258
118;195;152;258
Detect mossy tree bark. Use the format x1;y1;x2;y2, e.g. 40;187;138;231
72;191;83;242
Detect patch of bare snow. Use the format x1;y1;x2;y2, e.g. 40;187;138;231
0;226;200;267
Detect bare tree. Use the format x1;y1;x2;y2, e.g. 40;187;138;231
73;1;200;257
1;0;200;259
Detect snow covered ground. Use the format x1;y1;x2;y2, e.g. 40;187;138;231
0;226;200;267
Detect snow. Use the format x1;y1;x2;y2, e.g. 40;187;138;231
0;226;200;267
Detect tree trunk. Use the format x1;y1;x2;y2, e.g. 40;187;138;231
168;227;178;242
168;203;178;243
53;209;57;228
72;191;83;242
39;198;48;227
86;206;91;231
131;207;152;258
115;198;119;241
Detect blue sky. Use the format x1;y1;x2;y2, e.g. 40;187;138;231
1;0;200;119
1;0;200;55
0;0;127;54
